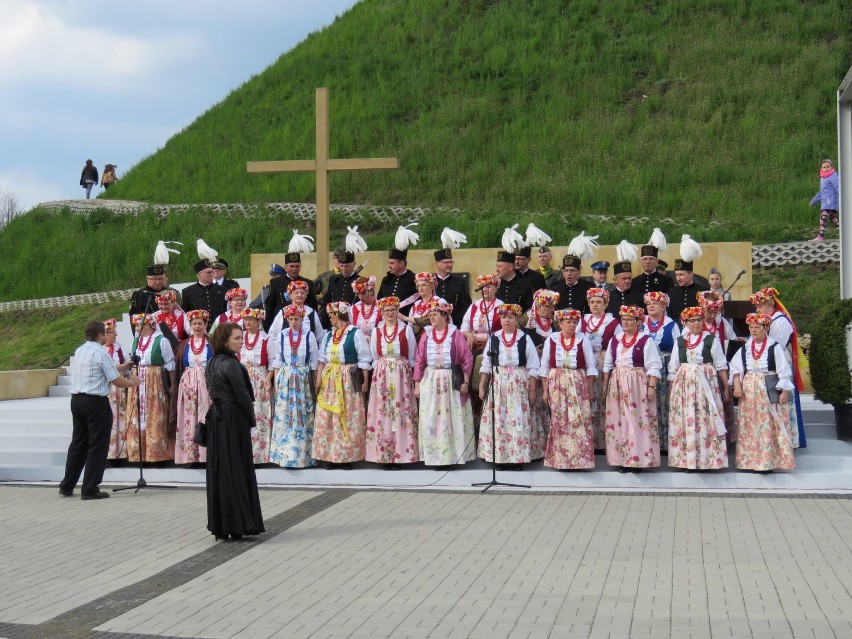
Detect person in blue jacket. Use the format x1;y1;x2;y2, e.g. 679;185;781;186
809;159;840;242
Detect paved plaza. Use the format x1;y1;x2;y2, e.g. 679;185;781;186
1;486;852;638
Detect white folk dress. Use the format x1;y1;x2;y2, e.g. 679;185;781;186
239;330;273;464
581;313;622;450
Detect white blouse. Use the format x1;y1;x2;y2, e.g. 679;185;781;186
268;306;325;351
728;336;794;391
581;313;622;353
239;330;269;367
370;323;416;366
351;301;381;343
538;333;598;377
479;330;541;376
640;315;681;351
602;333;662;378
133;332;175;371
768;311;795;363
269;327;319;371
666;332;728;381
460;298;504;334
423;325;458;369
319;325;372;370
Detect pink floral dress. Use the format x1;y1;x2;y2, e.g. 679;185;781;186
581;313;622;449
105;341;128;459
175;336;212;464
240;330;273;464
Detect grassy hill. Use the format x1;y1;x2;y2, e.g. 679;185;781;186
0;0;849;304
100;0;848;225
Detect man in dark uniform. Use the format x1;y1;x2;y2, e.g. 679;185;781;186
433;248;471;327
590;261;614;292
495;250;534;312
263;252;319;331
553;254;592;314
667;258;709;325
250;263;284;310
536;247;562;289
514;246;547;291
129;264;181;316
606;260;644;315
212;259;240;291
319;250;360;328
181;259;227;330
632;243;672;301
378;248;417;311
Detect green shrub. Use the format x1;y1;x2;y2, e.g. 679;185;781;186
809;298;852;406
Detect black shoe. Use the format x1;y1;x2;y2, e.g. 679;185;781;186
230;533;243;541
214;534;228;541
339;463;353;470
58;488;74;497
81;491;110;500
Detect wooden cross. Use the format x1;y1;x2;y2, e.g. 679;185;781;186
247;87;399;273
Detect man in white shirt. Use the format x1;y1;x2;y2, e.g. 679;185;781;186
59;321;140;500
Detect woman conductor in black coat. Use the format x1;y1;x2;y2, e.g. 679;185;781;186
205;322;265;541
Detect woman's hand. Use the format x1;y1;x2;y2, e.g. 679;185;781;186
414;381;420;398
647;385;656;402
528;381;537;404
779;389;789;405
733;383;742;399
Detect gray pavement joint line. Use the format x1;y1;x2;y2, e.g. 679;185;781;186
3;489;354;639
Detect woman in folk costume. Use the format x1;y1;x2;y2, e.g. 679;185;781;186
730;313;795;472
103;318;132;460
666;307;730;470
404;272;449;337
698;291;739;441
126;313;176;462
539;309;597;470
175;309;212;465
477;303;541;469
461;274;503;354
267;280;324;351
211;288;247;332
152;290;186;342
238;307;273;464
414;299;475;468
350;276;380;345
525;289;559;460
602;305;663;470
640;291;680;455
750;287;806;448
580;287;622;451
268;305;320;468
314;301;372;469
366;296;419;468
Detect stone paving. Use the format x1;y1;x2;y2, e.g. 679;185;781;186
1;486;852;639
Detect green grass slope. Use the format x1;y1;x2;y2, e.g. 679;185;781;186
101;0;849;227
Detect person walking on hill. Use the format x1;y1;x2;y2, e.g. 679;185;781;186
809;159;840;242
59;321;140;500
79;159;99;199
101;164;117;190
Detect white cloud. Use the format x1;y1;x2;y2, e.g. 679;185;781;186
0;3;202;90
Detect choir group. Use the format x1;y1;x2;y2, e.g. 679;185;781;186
105;225;805;474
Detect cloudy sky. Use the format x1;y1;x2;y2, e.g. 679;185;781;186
0;0;359;210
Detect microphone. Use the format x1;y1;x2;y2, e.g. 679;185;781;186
474;284;494;292
736;269;746;277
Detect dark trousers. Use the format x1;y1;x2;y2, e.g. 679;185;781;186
60;394;113;495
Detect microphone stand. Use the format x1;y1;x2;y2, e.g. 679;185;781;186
114;352;148;493
724;270;747;296
473;288;530;492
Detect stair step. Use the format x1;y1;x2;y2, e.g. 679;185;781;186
57;376;71;386
0;434;70;449
48;386;72;398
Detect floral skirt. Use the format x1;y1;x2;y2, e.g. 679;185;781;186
591;350;607;450
126;366;174;462
604;367;660;468
656;352;671;452
175;366;210;464
313;363;367;463
419;367;475;466
107;384;128;459
668;364;728;470
529;383;550;461
735;373;795;471
544;368;595;469
366;357;419;464
269;364;316;468
478;366;533;464
246;363;273;464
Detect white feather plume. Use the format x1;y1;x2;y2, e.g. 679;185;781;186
154;240;182;266
441;227;467;249
616;240;638;263
288;229;315;253
648;228;667;253
501;224;527;254
196;238;218;261
345;226;368;254
394;222;420;251
524;222;552;247
567;231;599;262
680;234;703;262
